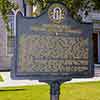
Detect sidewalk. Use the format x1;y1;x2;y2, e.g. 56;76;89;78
0;72;100;87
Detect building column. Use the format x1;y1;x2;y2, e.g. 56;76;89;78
24;0;33;17
26;4;33;17
98;32;100;63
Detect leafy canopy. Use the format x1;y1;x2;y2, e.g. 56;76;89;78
0;0;100;25
0;0;17;31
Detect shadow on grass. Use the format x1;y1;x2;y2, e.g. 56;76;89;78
0;88;27;92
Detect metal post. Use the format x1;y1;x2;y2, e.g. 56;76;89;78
50;81;61;100
39;78;71;100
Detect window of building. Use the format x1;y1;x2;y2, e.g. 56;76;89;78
7;11;15;56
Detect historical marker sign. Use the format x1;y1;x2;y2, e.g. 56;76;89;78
11;3;94;80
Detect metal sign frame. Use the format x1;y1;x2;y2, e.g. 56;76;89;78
11;3;94;80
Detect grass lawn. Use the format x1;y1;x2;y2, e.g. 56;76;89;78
0;81;100;100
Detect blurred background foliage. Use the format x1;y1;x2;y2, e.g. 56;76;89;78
0;0;100;30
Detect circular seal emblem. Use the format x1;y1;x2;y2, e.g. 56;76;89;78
48;3;66;24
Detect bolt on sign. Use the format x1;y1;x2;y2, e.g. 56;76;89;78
11;3;94;80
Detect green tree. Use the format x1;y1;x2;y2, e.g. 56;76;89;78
34;0;100;20
32;0;84;19
0;0;100;24
0;0;16;31
93;0;100;9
